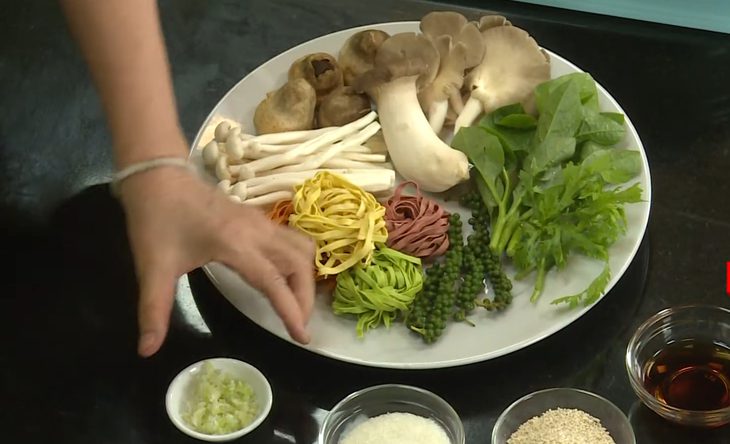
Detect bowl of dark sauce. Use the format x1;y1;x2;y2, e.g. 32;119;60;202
626;304;730;427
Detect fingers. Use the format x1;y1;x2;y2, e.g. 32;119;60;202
275;228;316;320
137;266;178;357
225;252;311;345
285;252;316;322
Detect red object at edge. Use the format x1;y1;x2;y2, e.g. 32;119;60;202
727;262;730;296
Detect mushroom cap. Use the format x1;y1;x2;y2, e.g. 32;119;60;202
476;14;512;32
417;15;484;109
465;25;550;113
354;32;440;99
338;29;390;86
317;86;372;127
420;11;484;68
253;78;317;134
288;52;343;102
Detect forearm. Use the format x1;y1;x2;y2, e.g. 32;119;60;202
60;0;186;168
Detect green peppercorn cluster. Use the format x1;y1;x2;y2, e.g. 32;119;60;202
406;213;463;343
406;190;516;343
460;192;514;312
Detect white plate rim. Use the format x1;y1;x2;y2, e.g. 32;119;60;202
188;20;653;369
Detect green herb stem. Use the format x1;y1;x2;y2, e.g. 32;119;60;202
530;260;548;303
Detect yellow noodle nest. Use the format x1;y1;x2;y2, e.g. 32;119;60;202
289;171;388;277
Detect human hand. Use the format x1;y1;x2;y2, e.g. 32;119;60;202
117;162;316;357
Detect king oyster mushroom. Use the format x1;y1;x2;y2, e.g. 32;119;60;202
337;29;390;86
316;86;372;127
355;32;470;193
253;78;317;134
288;52;344;104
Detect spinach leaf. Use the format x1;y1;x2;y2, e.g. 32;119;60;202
536;72;599;114
600;112;625;125
577;140;607;161
576;110;626;145
582;149;642;184
492;104;538;129
479;113;534;156
498;113;538;129
525;134;576;174
452;127;504;184
536;79;583;141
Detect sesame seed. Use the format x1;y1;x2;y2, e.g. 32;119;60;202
507;408;616;444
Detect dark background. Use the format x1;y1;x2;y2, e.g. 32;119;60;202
2;0;729;443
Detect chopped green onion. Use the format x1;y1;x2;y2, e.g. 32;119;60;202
182;362;260;435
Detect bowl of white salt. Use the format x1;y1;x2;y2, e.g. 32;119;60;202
318;384;464;444
492;388;635;444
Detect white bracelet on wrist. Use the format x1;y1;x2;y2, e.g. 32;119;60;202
110;156;196;196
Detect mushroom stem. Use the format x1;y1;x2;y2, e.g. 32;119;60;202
371;77;469;192
320;158;391;169
263;121;380;174
449;90;465;113
241;191;294;207
242;126;337;145
453;96;483;133
427;100;449;134
240;168;395;199
241;168;361;186
338;152;386;162
234;112;378;178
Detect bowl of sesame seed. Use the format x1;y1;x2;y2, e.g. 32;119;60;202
492;388;635;444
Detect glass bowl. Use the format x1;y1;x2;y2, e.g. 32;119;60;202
625;304;730;428
318;384;464;444
492;388;635;444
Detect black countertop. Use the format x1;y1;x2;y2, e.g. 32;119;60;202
2;1;729;443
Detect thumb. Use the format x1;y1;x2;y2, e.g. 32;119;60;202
136;267;177;357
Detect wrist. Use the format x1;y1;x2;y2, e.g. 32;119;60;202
113;126;189;169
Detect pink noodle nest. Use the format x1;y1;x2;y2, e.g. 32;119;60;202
384;181;450;259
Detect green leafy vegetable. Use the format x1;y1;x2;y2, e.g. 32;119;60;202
333;245;423;337
452;72;644;307
479;107;535;155
536;78;584;141
551;262;612;308
576;110;626;145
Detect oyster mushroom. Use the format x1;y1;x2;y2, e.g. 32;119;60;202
476;14;512;31
355;32;470;193
417;11;484;134
288;52;343;103
337;29;390;86
453;23;550;133
317;86;372;127
253;78;317;134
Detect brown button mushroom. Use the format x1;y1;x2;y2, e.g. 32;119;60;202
316;86;372;127
288;52;344;104
337;29;390;86
253;78;317;135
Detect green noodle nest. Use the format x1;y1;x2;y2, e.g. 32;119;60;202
332;245;423;337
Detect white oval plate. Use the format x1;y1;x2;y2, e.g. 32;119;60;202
189;21;652;369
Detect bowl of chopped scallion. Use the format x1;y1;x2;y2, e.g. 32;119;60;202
165;358;273;441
